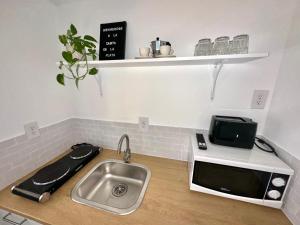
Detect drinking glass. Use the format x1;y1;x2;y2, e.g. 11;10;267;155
212;36;230;55
232;34;249;54
195;38;213;56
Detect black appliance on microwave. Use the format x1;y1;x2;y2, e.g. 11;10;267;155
209;115;257;149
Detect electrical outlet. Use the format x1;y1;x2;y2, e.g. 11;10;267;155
24;122;40;139
139;117;149;132
251;90;269;109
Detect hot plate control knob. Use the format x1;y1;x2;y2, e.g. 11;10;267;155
267;190;281;200
39;192;50;203
272;177;286;187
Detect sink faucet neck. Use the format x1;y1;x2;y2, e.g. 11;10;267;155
117;134;131;163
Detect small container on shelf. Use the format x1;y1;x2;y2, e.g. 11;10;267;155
194;38;213;56
228;40;233;54
232;34;249;54
212;36;230;55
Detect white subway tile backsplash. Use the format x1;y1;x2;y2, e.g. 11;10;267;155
70;118;196;161
0;119;75;191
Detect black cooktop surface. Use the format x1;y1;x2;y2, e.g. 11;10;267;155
32;161;70;186
11;143;102;202
69;146;93;159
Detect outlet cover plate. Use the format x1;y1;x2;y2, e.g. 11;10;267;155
24;122;40;139
251;90;269;109
139;117;149;132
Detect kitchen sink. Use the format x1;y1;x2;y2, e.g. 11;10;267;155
71;159;151;215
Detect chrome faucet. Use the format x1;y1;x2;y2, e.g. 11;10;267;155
117;134;131;163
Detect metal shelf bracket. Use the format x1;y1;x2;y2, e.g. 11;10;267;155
94;72;103;96
211;61;224;100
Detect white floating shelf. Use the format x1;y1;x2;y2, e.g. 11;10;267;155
69;53;268;68
57;53;269;99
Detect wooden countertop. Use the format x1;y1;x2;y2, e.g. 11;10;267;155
0;149;292;225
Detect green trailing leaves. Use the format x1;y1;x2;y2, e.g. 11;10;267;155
57;24;99;89
82;40;96;48
58;35;67;45
88;48;96;54
73;41;84;54
73;36;82;40
70;24;77;35
87;48;97;60
62;51;73;63
56;74;65;86
84;35;97;42
67;29;72;37
89;68;98;75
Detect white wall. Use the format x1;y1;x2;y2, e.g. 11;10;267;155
0;0;74;141
0;0;298;143
55;0;296;133
264;1;300;160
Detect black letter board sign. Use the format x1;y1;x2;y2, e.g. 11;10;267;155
99;21;127;60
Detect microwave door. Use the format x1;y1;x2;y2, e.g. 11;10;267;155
192;161;271;199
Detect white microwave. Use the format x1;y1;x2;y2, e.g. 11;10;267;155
188;133;294;208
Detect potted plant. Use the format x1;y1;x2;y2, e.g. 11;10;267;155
56;24;98;88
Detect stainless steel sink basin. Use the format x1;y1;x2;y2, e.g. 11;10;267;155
71;160;151;215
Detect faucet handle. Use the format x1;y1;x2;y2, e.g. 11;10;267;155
123;148;131;163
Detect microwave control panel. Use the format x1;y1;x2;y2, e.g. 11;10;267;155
265;173;290;201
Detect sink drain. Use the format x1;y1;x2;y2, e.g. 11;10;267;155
112;183;128;197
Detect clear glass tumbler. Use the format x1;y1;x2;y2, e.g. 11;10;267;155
232;34;249;54
195;38;213;56
212;36;230;55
